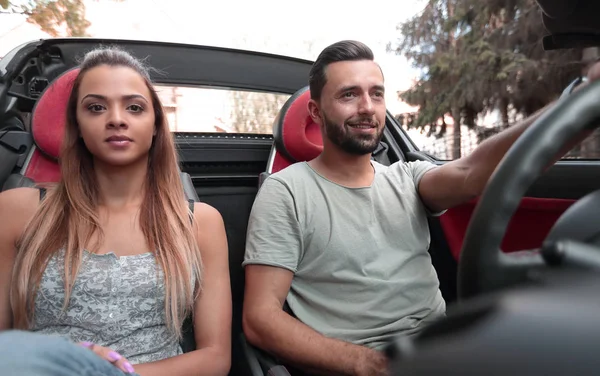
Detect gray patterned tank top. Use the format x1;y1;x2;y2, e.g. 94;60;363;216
32;249;183;365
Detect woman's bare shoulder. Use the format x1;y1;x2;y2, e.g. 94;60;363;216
191;202;227;246
0;187;43;231
190;201;228;262
192;202;223;224
0;186;41;206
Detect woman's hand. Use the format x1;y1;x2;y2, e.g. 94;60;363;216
79;341;136;374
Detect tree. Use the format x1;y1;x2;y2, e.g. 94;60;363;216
390;0;583;158
229;91;290;134
392;0;478;158
227;37;316;134
1;0;90;37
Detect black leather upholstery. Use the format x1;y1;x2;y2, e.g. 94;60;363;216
0;120;33;191
179;170;199;353
2;173;36;191
180;171;199;202
241;334;292;376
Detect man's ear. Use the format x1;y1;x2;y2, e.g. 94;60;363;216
307;99;323;125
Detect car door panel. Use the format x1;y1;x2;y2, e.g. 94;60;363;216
406;152;600;261
439;196;576;260
400;147;600;305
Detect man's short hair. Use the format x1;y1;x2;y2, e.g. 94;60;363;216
309;40;374;101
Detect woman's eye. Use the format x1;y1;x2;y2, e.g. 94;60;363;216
87;104;105;112
128;104;144;112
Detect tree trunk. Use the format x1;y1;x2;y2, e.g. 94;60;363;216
438;117;447;138
573;47;600;158
592;130;600;159
581;129;600;159
448;0;461;161
463;107;476;129
451;108;461;160
500;97;509;129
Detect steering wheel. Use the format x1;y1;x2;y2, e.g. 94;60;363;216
457;79;600;300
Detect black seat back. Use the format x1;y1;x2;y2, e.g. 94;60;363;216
179;171;200;353
0;117;33;191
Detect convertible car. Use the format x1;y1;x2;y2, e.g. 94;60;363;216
0;0;599;374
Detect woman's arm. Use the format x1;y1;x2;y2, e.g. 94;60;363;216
0;187;41;331
135;202;232;376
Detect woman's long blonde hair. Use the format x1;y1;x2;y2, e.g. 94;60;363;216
10;47;202;339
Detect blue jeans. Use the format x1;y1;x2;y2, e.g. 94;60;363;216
0;330;139;376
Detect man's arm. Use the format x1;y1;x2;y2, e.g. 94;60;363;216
242;264;387;376
417;106;547;213
418;65;600;213
243;178;387;375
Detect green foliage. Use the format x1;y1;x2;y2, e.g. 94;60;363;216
391;0;582;136
2;0;90;37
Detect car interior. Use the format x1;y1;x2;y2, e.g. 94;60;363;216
1;0;600;371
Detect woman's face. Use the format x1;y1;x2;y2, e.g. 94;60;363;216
76;65;156;167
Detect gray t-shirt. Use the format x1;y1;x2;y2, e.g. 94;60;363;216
243;160;446;349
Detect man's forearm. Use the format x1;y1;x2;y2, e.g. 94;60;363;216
462;108;544;196
245;308;386;376
420;81;599;212
464;98;594;196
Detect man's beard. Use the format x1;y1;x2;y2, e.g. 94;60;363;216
323;113;383;155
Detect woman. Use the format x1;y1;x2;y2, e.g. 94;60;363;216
0;48;231;375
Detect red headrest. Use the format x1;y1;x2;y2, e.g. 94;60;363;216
273;86;323;163
31;68;80;159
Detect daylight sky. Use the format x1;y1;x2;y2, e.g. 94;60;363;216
1;0;426;114
0;0;423;113
83;0;426;113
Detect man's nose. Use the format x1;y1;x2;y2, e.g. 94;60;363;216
358;95;375;115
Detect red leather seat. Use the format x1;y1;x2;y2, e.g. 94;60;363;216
19;68;80;185
267;86;323;175
262;85;390;186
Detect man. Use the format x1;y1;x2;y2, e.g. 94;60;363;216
242;40;597;376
